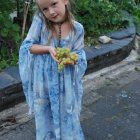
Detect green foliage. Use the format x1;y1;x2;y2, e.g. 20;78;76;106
0;12;21;40
0;0;21;70
136;24;140;35
0;43;19;72
74;0;130;38
113;0;137;13
0;0;15;13
0;60;9;72
113;0;140;25
134;67;140;71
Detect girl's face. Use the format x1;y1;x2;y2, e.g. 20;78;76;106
37;0;68;23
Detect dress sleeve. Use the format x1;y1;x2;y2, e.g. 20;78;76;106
19;15;42;104
72;24;87;79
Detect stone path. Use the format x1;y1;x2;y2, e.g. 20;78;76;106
82;66;140;140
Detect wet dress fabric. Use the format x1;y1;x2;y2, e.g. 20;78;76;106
19;14;87;140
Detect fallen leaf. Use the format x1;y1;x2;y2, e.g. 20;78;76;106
95;45;101;49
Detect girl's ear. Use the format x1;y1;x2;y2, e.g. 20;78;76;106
63;0;69;5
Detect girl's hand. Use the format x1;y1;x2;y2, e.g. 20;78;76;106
48;47;60;63
64;60;75;66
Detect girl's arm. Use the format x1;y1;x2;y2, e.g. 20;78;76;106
30;44;59;62
21;14;59;62
23;14;51;54
30;44;50;54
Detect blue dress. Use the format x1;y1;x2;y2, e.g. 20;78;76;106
19;14;87;140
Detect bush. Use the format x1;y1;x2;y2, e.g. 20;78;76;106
112;0;140;25
0;0;35;71
0;0;21;71
74;0;132;37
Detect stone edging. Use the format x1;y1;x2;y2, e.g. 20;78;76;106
85;26;136;74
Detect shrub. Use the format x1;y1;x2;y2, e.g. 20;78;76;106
0;0;21;70
74;0;130;38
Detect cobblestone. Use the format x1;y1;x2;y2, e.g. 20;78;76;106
80;107;96;122
82;92;103;107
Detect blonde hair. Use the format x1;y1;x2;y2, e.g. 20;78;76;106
35;0;76;46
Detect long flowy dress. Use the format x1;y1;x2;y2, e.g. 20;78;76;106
19;14;87;140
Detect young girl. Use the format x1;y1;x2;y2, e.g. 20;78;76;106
19;0;87;139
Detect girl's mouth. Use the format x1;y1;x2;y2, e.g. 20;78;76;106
53;15;58;19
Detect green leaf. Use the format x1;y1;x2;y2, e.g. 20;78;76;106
134;67;140;71
4;21;12;28
1;28;9;37
136;24;140;35
12;24;20;32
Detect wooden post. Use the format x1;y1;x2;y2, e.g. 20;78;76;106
21;0;30;41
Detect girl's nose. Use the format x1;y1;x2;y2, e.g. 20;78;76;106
49;8;55;15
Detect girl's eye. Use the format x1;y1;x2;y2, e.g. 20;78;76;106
43;7;48;11
52;2;57;6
